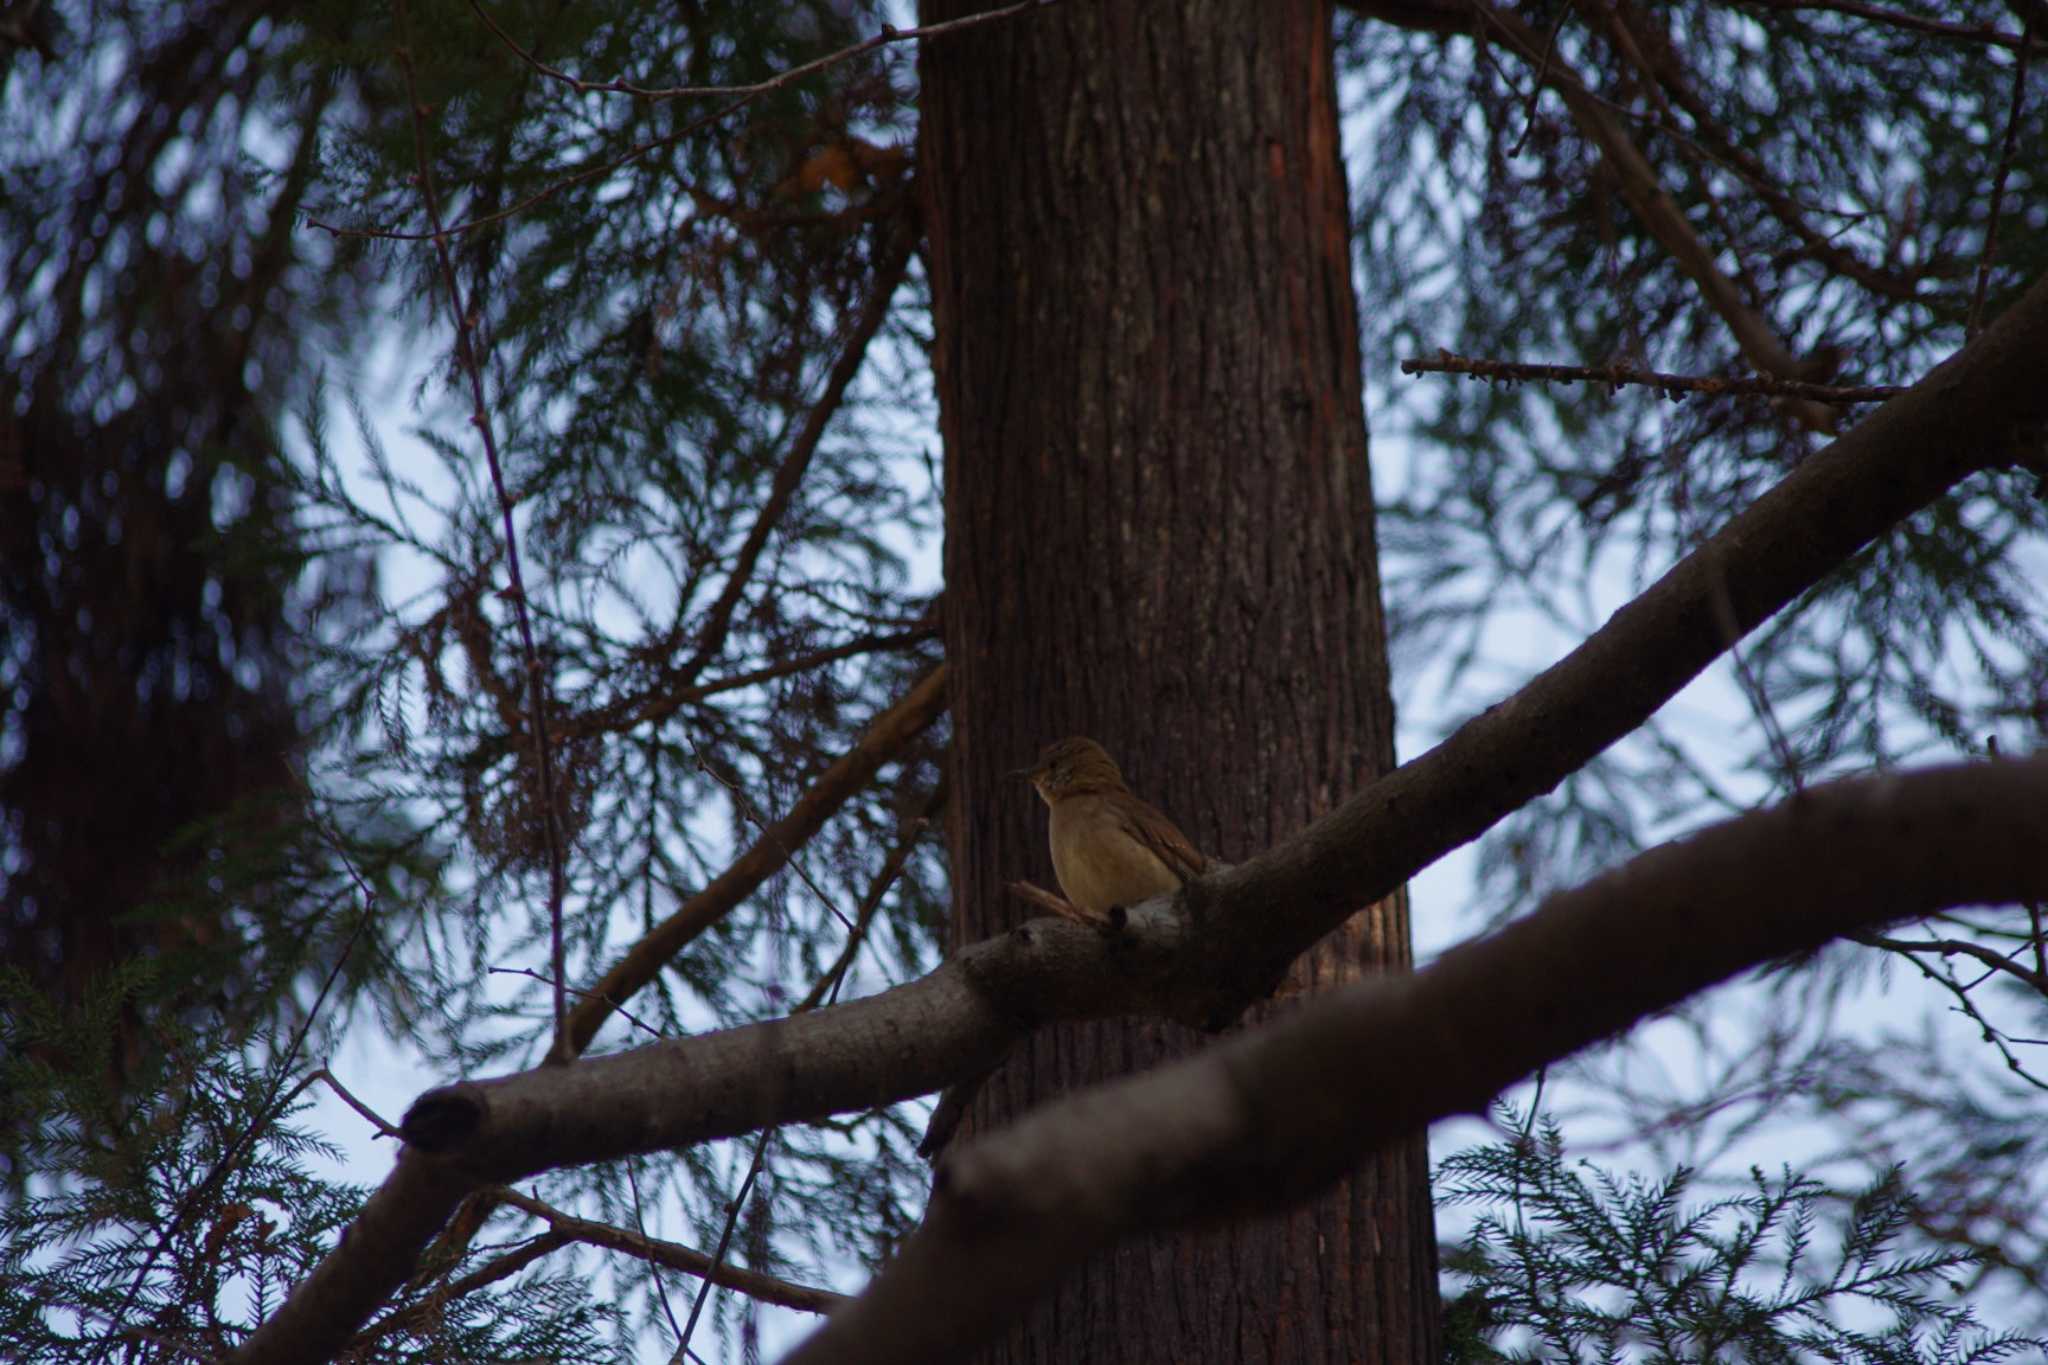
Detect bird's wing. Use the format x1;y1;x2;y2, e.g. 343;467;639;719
1122;805;1209;884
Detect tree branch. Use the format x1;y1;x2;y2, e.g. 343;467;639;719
549;661;949;1062
465;0;1061;102
675;227;917;685
493;1188;846;1315
783;755;2048;1365
227;268;2048;1365
1588;0;1934;302
552;620;939;743
1735;0;2046;52
1470;0;1836;423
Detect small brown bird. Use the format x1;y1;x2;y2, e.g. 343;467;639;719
1017;737;1209;915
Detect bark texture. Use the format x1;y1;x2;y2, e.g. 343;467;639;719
920;1;1439;1358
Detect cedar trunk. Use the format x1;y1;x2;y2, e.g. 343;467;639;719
921;1;1440;1360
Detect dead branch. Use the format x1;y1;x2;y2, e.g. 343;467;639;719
1400;350;1904;403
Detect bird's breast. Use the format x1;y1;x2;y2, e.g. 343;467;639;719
1046;794;1184;914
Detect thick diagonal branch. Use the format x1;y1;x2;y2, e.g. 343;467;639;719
783;755;2048;1365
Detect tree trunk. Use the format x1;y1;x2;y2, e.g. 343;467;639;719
921;1;1440;1360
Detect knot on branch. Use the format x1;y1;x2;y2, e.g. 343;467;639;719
400;1085;489;1152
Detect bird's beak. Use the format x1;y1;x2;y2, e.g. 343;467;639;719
1007;765;1036;783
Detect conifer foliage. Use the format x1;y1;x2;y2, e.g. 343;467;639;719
3;1;2045;1361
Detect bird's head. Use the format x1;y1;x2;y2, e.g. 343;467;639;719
1014;736;1127;803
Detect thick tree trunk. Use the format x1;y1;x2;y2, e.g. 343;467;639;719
921;1;1440;1360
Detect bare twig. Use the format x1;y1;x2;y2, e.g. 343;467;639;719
311;1067;403;1138
466;0;1057;102
1399;350;1904;403
671;1132;772;1364
1854;932;2048;1091
627;1161;689;1351
486;966;664;1041
483;1187;846;1315
689;741;857;932
1703;547;1806;792
793;810;935;1013
393;2;571;1040
1005;878;1098;924
1858;932;2048;997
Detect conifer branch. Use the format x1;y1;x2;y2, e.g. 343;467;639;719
549;663;949;1063
393;2;573;1039
229;266;2048;1365
676;228;917;685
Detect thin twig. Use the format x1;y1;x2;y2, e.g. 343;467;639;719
486;965;665;1041
671;1131;772;1363
554;621;939;741
1701;547;1805;793
1738;0;2046;52
1968;16;2034;336
394;2;571;1040
1504;3;1568;159
1858;933;2048;997
467;0;1057;101
1399;350;1905;403
629;1160;688;1347
676;226;917;685
665;813;907;1359
689;740;856;933
793;811;934;1012
499;1184;849;1313
310;1067;402;1138
1854;932;2048;1091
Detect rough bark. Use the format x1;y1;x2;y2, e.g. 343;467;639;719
920;1;1438;1359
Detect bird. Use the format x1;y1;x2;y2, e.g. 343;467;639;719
1016;736;1209;916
